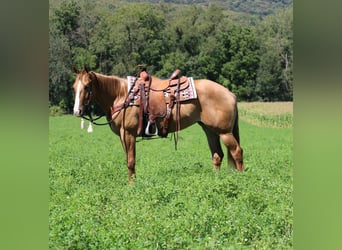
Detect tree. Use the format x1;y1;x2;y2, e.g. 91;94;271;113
256;8;293;101
49;19;73;110
49;0;103;112
197;36;225;80
49;1;293;113
218;25;260;100
97;3;166;75
51;0;81;47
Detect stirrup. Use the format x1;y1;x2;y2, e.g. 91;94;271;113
145;120;158;136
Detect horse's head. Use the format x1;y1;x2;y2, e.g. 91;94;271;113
72;66;96;117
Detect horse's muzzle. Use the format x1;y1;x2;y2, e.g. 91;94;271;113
73;109;82;117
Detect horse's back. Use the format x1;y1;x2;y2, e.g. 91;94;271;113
194;79;236;105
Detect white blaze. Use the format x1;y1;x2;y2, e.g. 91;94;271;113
73;80;82;115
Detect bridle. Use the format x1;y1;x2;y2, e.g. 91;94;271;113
82;81;93;115
80;74;116;126
80;72;138;126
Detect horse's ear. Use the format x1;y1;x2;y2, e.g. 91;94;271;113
72;66;79;73
84;65;90;73
89;71;94;79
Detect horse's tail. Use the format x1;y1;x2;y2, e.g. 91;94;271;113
233;102;240;144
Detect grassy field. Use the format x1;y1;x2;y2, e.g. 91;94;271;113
238;102;293;128
49;102;293;249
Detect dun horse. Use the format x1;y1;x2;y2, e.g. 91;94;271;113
72;66;244;183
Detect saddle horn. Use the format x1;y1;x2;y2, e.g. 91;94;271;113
169;69;181;80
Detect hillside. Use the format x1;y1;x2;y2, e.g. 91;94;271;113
50;0;292;16
146;0;292;16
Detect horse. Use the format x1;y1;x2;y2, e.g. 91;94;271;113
72;66;244;183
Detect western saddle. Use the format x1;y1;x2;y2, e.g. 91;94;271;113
133;67;191;137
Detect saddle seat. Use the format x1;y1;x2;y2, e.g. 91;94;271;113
149;76;189;91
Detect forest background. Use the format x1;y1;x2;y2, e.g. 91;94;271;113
49;0;293;114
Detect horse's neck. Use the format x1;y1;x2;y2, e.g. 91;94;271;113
94;73;127;113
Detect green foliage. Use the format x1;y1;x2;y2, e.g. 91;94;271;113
49;1;293;111
49;107;293;248
218;25;260;99
49;105;65;116
50;100;68;116
157;51;188;78
72;47;97;70
228;0;292;15
256;8;293;101
49;19;73;107
51;0;81;37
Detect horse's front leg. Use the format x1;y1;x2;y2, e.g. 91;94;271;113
120;130;136;184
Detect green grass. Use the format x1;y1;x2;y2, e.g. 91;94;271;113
49;110;293;249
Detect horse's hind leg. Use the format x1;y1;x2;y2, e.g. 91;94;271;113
199;123;224;170
220;133;244;172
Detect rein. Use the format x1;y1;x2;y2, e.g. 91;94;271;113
81;113;112;126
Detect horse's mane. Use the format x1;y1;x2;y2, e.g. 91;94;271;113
92;72;128;99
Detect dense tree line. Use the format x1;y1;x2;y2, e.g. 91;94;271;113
49;1;293;113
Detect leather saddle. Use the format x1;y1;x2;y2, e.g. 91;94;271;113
149;76;189;91
136;69;190;137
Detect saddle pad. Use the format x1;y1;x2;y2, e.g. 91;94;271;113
126;76;197;104
177;77;197;101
